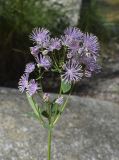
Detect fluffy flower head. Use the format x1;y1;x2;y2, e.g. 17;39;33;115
61;60;83;83
27;79;38;96
29;28;50;47
36;55;52;70
80;56;101;74
67;39;80;54
25;63;35;73
18;74;28;92
83;33;100;57
48;38;61;51
30;46;39;56
64;27;83;40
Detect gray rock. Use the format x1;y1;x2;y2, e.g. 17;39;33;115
89;77;119;104
47;0;82;25
0;87;119;160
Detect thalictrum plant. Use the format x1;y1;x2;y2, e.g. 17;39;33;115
18;26;100;160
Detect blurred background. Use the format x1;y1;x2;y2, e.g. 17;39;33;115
0;0;119;102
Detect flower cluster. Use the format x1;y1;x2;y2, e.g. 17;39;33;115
18;63;39;96
18;27;100;96
18;27;101;160
62;27;100;78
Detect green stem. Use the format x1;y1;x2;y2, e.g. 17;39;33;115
52;53;61;72
53;85;74;125
53;94;70;125
48;129;52;160
59;79;62;95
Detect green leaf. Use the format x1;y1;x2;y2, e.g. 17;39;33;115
61;80;71;93
26;93;39;118
51;103;56;114
51;103;60;116
41;110;49;118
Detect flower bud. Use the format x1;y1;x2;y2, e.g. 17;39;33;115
43;93;50;102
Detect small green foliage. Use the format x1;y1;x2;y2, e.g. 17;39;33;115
41;103;61;119
51;103;61;116
26;93;40;118
61;80;71;93
41;110;49;118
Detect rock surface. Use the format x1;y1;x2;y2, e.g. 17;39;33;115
48;0;82;25
76;57;119;104
0;87;119;160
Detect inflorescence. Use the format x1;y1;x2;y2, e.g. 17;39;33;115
18;27;100;96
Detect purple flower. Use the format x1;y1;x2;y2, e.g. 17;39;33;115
61;36;79;54
67;39;80;54
78;47;84;55
55;96;63;105
62;35;83;55
29;27;50;47
64;27;83;40
27;79;38;96
61;35;71;46
25;63;35;73
18;74;28;92
84;70;92;78
36;55;52;70
48;38;61;52
83;33;100;57
30;46;39;56
61;60;83;83
80;56;101;74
